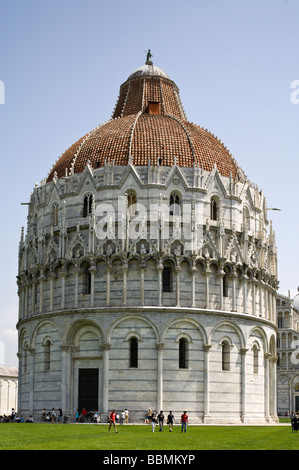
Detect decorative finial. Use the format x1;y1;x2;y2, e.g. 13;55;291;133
146;49;153;65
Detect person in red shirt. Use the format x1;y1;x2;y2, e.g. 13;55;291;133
108;409;118;433
181;411;188;433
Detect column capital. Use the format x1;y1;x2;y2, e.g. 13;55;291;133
240;348;249;356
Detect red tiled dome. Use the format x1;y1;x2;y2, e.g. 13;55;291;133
47;61;244;182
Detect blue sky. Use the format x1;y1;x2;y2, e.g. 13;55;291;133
0;0;298;366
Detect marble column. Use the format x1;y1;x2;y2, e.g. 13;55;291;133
60;345;73;415
204;269;210;309
49;272;55;311
89;266;97;307
60;270;67;310
264;353;270;422
157;264;163;307
252;279;256;316
74;267;80;309
156;342;164;412
203;344;212;422
191;266;196;308
39;275;45;313
219;271;224;310
231;271;237;312
101;343;111;415
106;265;111;307
28;347;35;415
243;275;248;314
32;280;37;315
175;266;181;307
140;264;145;306
122;264;128;306
240;348;248;422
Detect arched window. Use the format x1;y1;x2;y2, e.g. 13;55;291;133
83;194;93;218
277;336;281;349
221;340;230;371
82;264;91;295
52;203;59;227
253;344;259;374
210;197;217;221
127;190;137;215
169;193;181;216
277;354;280;367
163;266;172;292
223;272;228;298
129;337;138;368
179;338;188;369
44;339;51;371
243;206;250;231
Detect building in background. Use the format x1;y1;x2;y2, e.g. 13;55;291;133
277;289;299;415
0;366;18;416
17;55;279;424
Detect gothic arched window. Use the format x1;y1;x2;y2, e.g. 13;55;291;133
221;340;230;371
129;337;138;368
210;197;217;221
83;194;93;218
81;263;91;295
127;190;137;215
44;339;51;371
243;206;251;231
169;193;181;216
52;203;59;227
163;266;172;292
253;344;259;374
179;338;188;369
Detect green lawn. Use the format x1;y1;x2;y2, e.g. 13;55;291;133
0;423;298;450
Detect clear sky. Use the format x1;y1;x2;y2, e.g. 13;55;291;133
0;0;298;367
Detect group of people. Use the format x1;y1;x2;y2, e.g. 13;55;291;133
145;409;189;433
42;407;63;422
75;408;100;423
0;409;33;423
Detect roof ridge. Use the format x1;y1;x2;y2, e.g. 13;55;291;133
128;111;142;159
170;115;195;164
70;120;113;173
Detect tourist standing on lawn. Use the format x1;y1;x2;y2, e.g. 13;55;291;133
181;411;188;433
108;409;118;433
157;410;164;431
167;411;175;432
151;412;157;432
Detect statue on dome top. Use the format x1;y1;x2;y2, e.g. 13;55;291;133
146;49;153;65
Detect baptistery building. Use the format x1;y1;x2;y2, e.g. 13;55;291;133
17;54;279;423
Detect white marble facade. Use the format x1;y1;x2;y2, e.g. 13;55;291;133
0;366;18;416
17;160;279;423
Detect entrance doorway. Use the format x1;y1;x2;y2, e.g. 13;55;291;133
295;396;299;413
78;368;99;411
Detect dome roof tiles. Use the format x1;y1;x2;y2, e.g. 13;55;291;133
46;58;245;183
47;113;241;181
